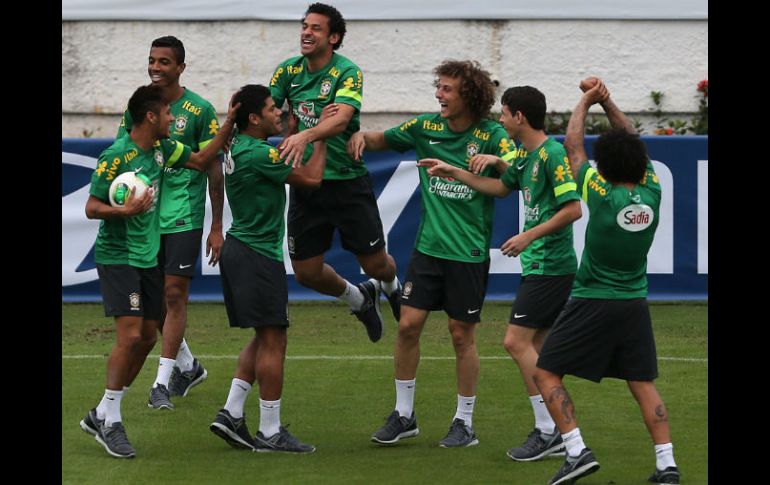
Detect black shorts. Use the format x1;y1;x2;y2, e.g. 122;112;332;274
158;229;203;277
287;174;385;260
219;235;289;328
96;264;163;319
509;274;574;329
537;298;658;383
401;250;490;323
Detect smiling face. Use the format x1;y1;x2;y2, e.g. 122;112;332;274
300;13;339;58
148;47;184;88
499;104;520;138
259;97;283;136
435;76;468;120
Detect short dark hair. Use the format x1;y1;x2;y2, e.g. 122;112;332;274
233;84;272;131
593;128;649;184
433;60;496;121
151;35;185;64
501;86;546;130
304;3;346;50
128;85;166;126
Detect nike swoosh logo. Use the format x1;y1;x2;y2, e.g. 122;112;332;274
369;239;380;246
236;385;247;391
290;83;301;88
429;140;442;145
516;164;526;171
179;264;192;269
513;313;527;318
467;309;480;314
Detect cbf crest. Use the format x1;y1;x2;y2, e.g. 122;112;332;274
466;142;480;158
174;114;188;134
320;79;332;98
531;160;539;180
154;150;165;167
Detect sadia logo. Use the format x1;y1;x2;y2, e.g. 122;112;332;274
617;204;654;232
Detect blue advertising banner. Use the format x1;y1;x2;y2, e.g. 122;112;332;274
62;136;708;301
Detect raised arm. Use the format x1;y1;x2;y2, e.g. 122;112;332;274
279;103;355;167
183;93;241;171
564;80;608;179
286;140;327;189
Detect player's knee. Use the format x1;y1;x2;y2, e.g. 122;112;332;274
449;326;474;350
293;267;321;288
502;333;527;357
360;253;395;280
164;284;187;308
397;319;422;341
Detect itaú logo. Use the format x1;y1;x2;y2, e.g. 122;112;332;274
62;152;101;286
617;204;654;232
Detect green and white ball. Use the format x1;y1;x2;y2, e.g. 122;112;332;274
109;171;151;207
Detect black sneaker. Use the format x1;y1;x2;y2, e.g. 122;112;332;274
371;410;419;444
351;279;384;342
648;466;680;484
384;280;402;322
255;426;316;453
79;408;102;437
95;421;136;459
169;358;208;397
439;418;478;448
507;427;565;461
549;447;600;485
148;383;174;410
209;409;256;450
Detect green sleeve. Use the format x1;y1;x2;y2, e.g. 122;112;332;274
196;102;219;151
116;108;131;138
546;146;580;205
500;165;520;190
383;116;420;153
89;147;127;202
489;126;517;165
640;159;661;190
269;62;288;108
577;163;597;202
161;140;192;168
333;65;363;111
255;145;293;184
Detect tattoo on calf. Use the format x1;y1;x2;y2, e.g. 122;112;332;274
549;386;576;424
654;404;669;423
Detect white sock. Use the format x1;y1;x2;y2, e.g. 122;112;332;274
153;357;176;388
395;379;416;417
337;281;365;310
654;442;676;470
454;394;476;428
259;399;281;437
175;339;195;372
381;275;400;296
122;386;129;395
561;427;587;457
97;389;124;427
530;394;555;434
224;378;252;419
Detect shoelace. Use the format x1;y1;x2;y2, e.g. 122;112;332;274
522;429;543;450
105;423;131;447
380;413;405;434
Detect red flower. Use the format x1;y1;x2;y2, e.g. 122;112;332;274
697;79;708;97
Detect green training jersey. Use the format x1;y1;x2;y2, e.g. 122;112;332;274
384;114;516;263
572;160;661;299
270;53;365;180
117;88;219;233
89;137;192;268
224;134;293;262
500;138;580;275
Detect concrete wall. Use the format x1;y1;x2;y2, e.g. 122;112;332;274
62;19;707;137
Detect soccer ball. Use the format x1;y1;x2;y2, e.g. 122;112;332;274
108;171;151;207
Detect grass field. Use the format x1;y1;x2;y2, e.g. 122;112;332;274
62;301;707;485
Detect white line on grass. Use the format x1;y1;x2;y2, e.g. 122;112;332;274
61;354;708;363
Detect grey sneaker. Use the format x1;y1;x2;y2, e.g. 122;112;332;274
648;466;680;484
371;410;419;444
169;358;208;397
549;447;600;485
507;427;565;461
79;408;102;437
209;409;256;450
351;279;384;342
148;384;174;410
439;418;478;448
255;426;316;453
95;421;136;459
384;280;402;322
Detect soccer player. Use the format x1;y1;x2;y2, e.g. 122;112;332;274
209;85;328;454
419;86;582;461
80;84;238;458
348;60;515;448
117;36;223;408
533;78;680;485
269;3;400;342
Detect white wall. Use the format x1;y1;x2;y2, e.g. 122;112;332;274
62;19;707;136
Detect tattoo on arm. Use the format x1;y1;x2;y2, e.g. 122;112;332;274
548;386;576;424
654;404;669;423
